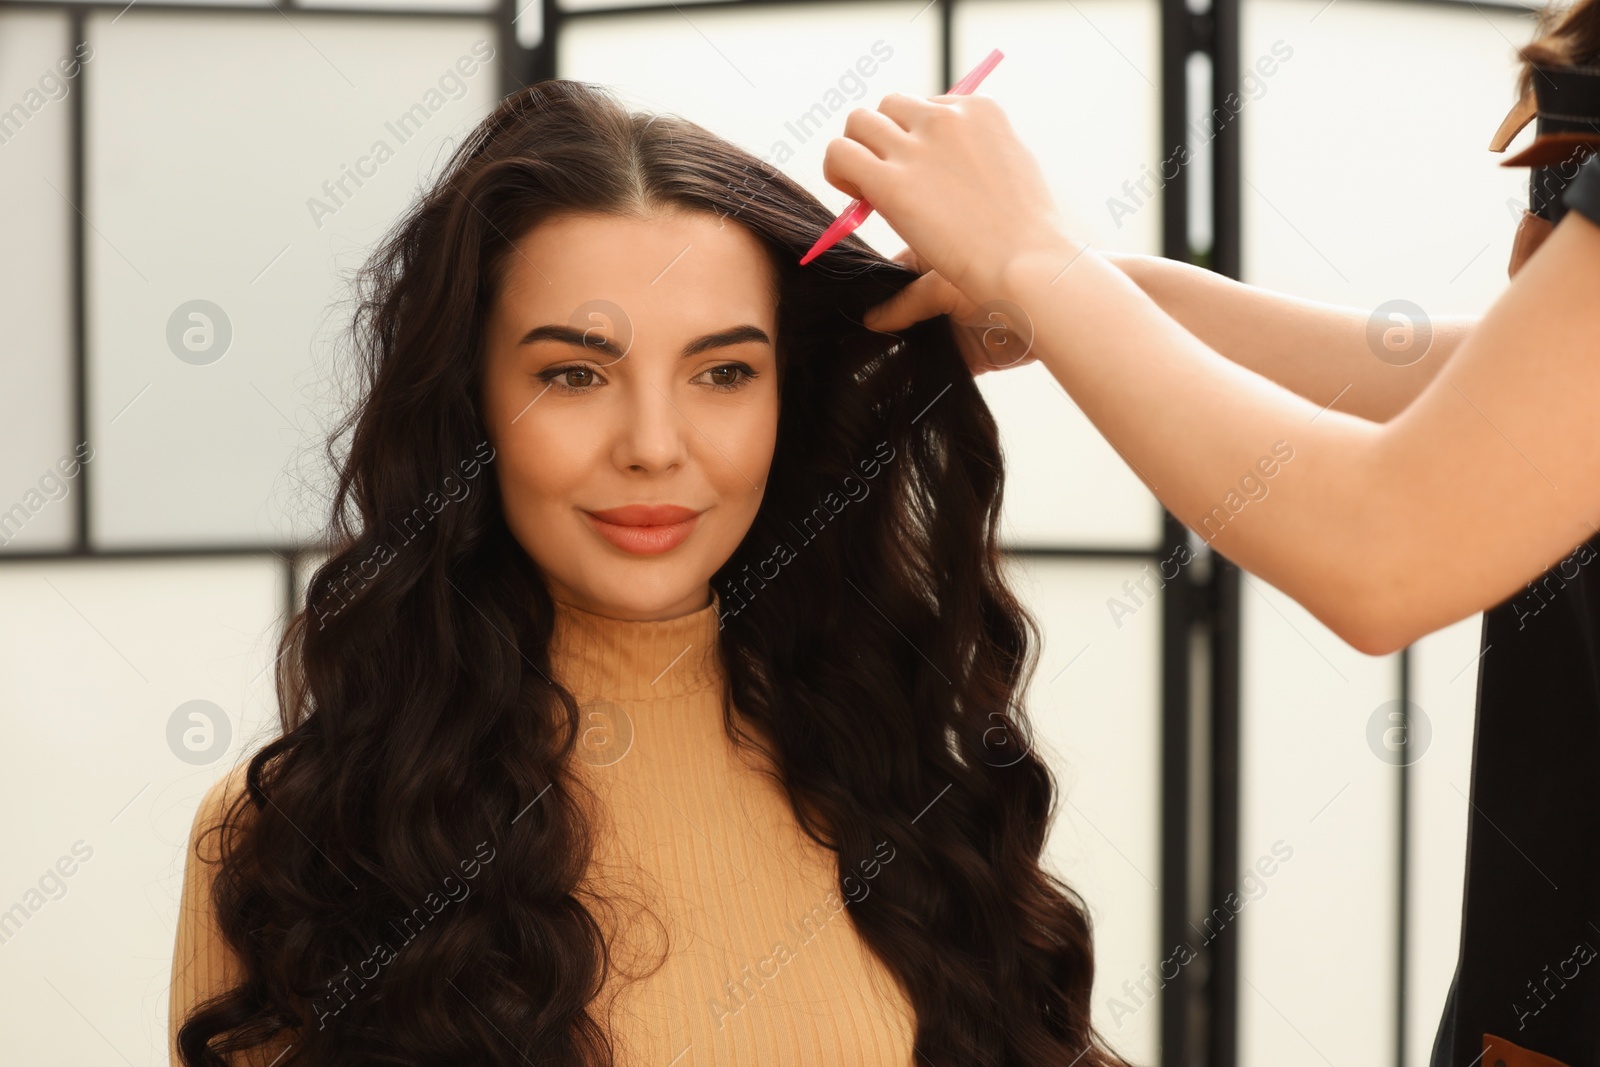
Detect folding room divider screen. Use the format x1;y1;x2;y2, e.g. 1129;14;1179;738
0;0;1538;1062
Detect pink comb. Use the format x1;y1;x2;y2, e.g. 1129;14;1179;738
799;48;1004;267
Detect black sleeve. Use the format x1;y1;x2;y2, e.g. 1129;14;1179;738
1564;152;1600;229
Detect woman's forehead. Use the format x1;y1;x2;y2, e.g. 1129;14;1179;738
497;211;779;327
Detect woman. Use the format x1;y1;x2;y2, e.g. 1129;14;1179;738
834;2;1600;1064
169;80;1131;1067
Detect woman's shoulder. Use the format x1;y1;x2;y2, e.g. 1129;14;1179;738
171;760;306;1065
170;761;284;1067
188;762;254;863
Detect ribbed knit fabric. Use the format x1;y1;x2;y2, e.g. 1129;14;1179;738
169;759;294;1067
552;590;919;1067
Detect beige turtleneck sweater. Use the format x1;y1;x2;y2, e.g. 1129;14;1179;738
551;591;918;1065
169;591;917;1066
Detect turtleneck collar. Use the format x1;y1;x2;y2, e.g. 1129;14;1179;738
548;589;725;702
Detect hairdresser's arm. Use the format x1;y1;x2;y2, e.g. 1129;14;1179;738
877;245;1469;422
994;219;1600;653
1101;252;1474;422
831;92;1600;654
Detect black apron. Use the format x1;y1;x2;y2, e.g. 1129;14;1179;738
1429;530;1600;1066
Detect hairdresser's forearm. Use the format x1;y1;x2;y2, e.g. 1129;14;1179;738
991;216;1600;655
997;241;1401;650
1100;251;1471;422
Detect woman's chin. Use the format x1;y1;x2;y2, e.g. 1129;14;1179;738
550;569;715;622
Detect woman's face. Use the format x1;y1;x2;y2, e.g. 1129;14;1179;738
481;210;780;621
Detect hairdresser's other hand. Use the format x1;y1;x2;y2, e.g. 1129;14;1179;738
822;91;1076;302
865;246;1038;376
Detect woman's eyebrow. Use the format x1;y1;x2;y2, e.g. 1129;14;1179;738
517;323;771;359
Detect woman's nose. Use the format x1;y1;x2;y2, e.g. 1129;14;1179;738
612;375;691;473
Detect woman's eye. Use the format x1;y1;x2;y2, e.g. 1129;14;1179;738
699;363;756;390
536;362;755;393
537;365;602;392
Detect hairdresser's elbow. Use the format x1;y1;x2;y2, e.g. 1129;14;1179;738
1336;617;1413;658
1315;453;1432;657
1319;571;1423;658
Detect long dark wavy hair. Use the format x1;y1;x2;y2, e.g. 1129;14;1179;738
176;78;1130;1067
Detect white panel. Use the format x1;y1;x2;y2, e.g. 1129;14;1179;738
0;11;77;553
514;0;542;48
1187;51;1215;253
299;0;495;11
0;0;276;6
1242;0;1540;314
1405;612;1483;1066
0;557;285;1065
979;364;1164;550
1239;576;1399;1067
954;0;1164;256
1007;555;1162;1066
86;11;499;548
955;0;1165;550
559;0;939;267
561;0;738;9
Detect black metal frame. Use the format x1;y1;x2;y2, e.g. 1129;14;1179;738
0;0;1536;1062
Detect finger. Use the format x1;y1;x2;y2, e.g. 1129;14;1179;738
862;271;957;333
820;134;883;203
927;90;996;109
877;91;947;130
842;106;912;160
888;245;923;272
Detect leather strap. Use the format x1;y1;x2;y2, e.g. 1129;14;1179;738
1503;130;1600;167
1490;85;1538;151
1483;1032;1574;1067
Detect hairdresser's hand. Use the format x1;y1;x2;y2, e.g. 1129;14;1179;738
823;92;1077;303
866;246;1038;376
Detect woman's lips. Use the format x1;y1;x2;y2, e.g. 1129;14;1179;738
581;505;703;556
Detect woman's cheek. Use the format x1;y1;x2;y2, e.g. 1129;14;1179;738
720;394;780;480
